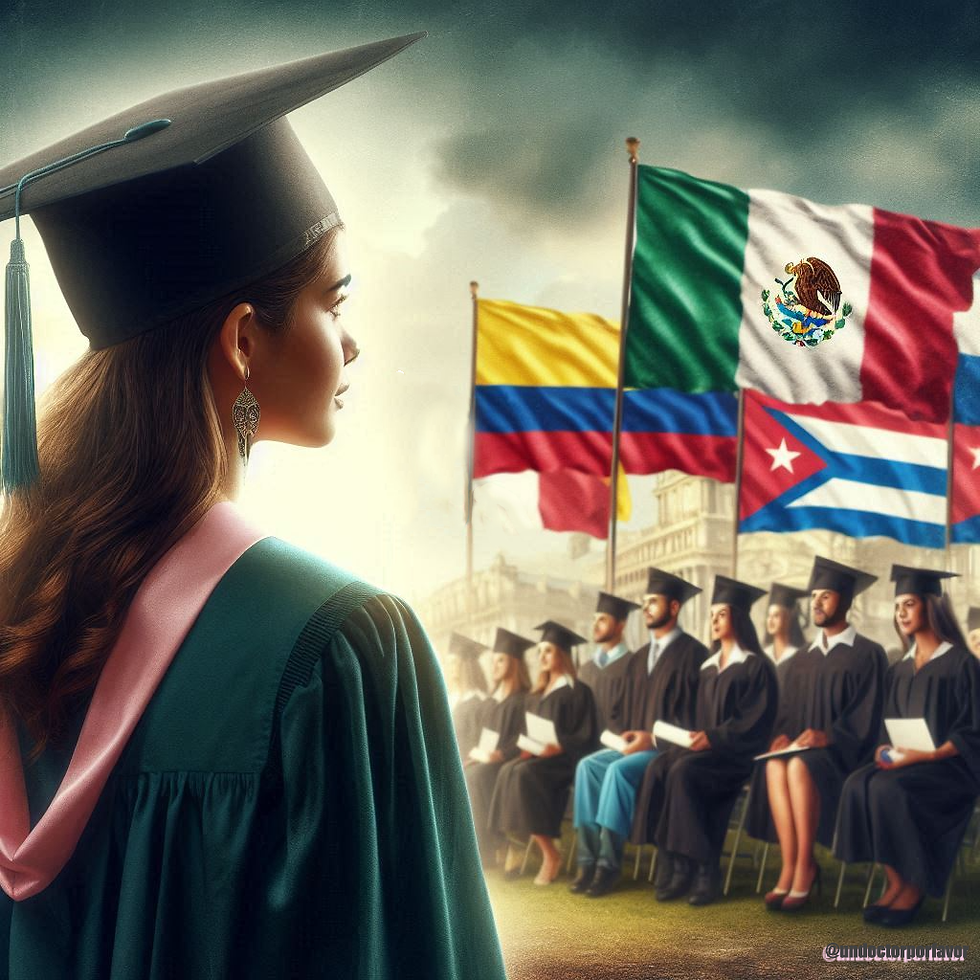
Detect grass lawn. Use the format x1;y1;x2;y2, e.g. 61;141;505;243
486;830;978;980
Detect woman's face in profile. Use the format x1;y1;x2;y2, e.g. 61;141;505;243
710;603;733;641
538;642;559;674
894;593;926;636
257;230;358;448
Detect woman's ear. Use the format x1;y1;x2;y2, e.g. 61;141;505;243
217;303;257;377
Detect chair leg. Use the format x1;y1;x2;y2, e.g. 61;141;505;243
942;870;954;923
521;838;533;875
862;863;878;908
633;845;643;881
649;847;658;883
723;792;749;897
756;842;769;894
834;861;847;909
566;830;577;874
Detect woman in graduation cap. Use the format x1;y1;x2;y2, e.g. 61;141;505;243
445;632;490;759
463;629;534;865
834;566;980;927
763;583;809;687
488;621;598;885
631;576;778;906
745;556;887;911
0;37;507;980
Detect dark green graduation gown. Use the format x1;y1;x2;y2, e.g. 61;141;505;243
0;534;506;980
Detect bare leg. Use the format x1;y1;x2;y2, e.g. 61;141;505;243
885;869;922;910
532;834;561;884
874;865;905;906
787;756;820;893
766;759;796;893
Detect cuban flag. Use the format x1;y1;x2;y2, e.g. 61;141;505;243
739;391;948;548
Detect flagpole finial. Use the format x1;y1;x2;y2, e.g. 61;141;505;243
625;137;640;163
469;280;479;299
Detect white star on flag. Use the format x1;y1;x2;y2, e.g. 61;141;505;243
971;447;980;471
766;438;802;473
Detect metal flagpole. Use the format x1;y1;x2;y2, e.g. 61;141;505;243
606;136;640;593
466;281;479;620
731;389;746;578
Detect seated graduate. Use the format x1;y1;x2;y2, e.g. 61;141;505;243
488;622;598;886
631;576;777;906
445;632;489;759
966;607;980;659
834;566;980;928
463;628;534;865
763;582;809;687
745;556;886;912
574;569;707;899
578;592;640;734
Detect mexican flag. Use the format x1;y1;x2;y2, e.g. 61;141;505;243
624;166;980;424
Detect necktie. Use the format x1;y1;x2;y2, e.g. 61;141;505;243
648;641;658;675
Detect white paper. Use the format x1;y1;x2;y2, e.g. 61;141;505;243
525;712;558;747
478;727;500;754
517;733;546;756
753;739;812;762
885;717;936;752
600;729;628;753
652;720;694;749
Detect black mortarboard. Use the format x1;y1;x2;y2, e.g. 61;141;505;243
968;607;980;632
769;582;810;610
0;33;424;492
711;575;767;611
492;628;536;660
595;592;641;620
890;564;957;597
448;632;488;661
644;567;702;605
534;621;588;651
807;556;877;601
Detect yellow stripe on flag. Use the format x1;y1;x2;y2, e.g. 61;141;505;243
476;299;619;387
601;464;632;522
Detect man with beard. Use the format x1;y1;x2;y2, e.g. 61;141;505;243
578;593;640;733
569;569;707;898
746;556;886;911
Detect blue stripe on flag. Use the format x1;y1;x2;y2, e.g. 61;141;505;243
952;515;980;544
741;506;946;549
623;389;738;436
954;354;980;426
476;386;614;434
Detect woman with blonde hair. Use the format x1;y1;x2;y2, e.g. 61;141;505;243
0;36;505;980
488;621;598;885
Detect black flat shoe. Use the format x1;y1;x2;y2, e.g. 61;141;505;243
688;862;720;906
879;898;924;928
568;865;596;894
585;866;619;898
863;903;889;923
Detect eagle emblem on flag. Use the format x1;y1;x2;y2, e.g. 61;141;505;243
761;256;852;348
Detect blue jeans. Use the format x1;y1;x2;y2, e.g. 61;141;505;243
574;748;658;871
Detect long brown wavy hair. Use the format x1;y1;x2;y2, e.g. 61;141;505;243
532;642;577;694
893;593;968;652
0;229;341;764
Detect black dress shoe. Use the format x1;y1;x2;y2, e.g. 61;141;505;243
879;898;924;928
863;903;889;923
688;862;720;906
569;865;596;894
655;856;692;901
585;866;619;898
653;851;674;891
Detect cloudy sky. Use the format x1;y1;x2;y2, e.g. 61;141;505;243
2;0;978;602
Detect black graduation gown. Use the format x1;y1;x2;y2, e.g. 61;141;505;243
629;651;778;861
608;633;708;735
578;651;632;733
764;644;800;689
745;633;886;847
463;690;527;857
452;694;488;759
487;680;598;837
834;644;980;896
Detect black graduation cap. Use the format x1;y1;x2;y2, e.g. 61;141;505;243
492;628;536;660
968;607;980;632
890;564;957;597
807;556;877;601
448;632;488;661
595;592;641;620
711;575;767;611
0;33;425;492
769;582;809;610
644;567;702;605
534;621;587;651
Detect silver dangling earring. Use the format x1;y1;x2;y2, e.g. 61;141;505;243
232;364;260;468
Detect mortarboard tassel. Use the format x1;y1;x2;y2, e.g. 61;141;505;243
2;237;39;493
